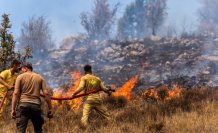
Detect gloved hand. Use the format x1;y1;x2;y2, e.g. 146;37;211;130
71;93;76;98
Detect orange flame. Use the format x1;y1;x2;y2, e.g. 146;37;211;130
113;76;138;99
52;74;138;109
143;84;182;100
165;84;181;100
67;71;83;110
51;89;65;107
52;70;82;110
143;88;159;99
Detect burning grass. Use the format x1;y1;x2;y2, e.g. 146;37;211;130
1;86;218;133
50;74;138;110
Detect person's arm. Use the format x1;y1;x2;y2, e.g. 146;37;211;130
41;79;52;111
0;71;13;90
100;80;111;95
41;78;53;118
100;81;108;92
72;77;85;97
11;76;21;119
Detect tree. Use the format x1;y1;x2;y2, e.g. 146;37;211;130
0;14;15;70
117;0;148;39
117;3;136;39
198;0;218;36
0;14;31;71
80;0;118;40
145;0;167;35
18;16;54;58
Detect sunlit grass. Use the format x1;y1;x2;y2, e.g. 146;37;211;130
1;87;218;133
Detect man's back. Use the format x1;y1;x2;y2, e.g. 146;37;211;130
15;72;45;105
71;64;110;127
12;62;52;133
83;74;101;91
82;74;101;102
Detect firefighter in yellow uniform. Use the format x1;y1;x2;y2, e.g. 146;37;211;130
72;64;111;127
0;60;20;117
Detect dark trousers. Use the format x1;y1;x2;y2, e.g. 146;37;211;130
16;103;44;133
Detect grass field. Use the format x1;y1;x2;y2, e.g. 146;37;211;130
1;87;218;133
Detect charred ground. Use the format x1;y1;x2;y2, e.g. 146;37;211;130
32;36;218;91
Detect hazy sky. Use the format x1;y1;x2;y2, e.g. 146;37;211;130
0;0;201;44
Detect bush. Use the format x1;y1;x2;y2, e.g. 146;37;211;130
103;96;128;109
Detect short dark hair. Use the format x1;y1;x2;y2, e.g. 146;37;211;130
84;64;92;73
22;62;33;71
10;59;21;67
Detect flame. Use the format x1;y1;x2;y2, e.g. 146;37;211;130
51;71;181;110
165;84;181;100
67;71;83;110
143;88;159;100
113;76;138;99
52;70;82;110
52;74;138;109
143;84;182;100
51;89;64;107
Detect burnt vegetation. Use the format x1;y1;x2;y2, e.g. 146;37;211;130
2;0;218;132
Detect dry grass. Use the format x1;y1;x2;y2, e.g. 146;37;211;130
1;87;218;133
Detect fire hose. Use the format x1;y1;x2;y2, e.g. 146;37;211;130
0;88;115;111
40;88;115;100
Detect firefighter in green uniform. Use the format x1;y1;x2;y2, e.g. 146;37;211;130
72;64;111;127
